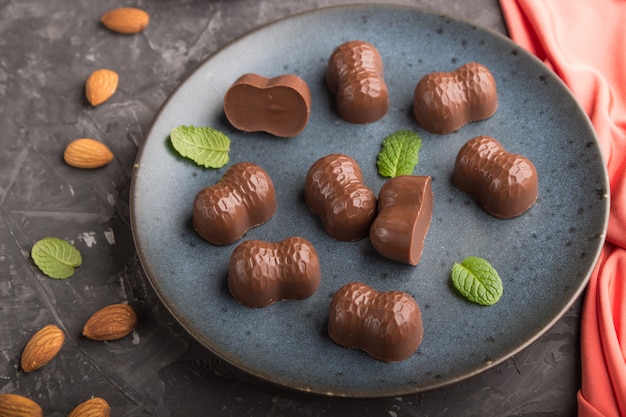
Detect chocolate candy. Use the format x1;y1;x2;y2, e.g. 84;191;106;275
192;162;277;245
328;282;424;362
224;73;312;137
413;62;498;134
453;135;538;219
326;40;389;124
304;154;377;241
370;176;433;266
228;237;321;308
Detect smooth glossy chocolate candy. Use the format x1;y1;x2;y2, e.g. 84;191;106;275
328;282;424;362
370;176;433;266
224;73;311;137
453;135;538;219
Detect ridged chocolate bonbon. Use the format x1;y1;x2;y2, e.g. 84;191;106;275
328;282;424;362
453;135;538;219
304;154;377;241
224;73;312;137
413;62;498;134
228;237;321;308
326;40;389;124
192;162;277;245
370;176;433;266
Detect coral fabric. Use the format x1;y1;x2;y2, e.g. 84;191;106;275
499;1;626;416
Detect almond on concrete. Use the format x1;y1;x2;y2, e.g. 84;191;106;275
101;7;150;34
63;138;114;169
20;324;65;373
0;393;44;417
82;303;137;341
85;69;118;106
67;397;110;417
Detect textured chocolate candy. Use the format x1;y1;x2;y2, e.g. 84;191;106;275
228;237;321;308
192;162;277;245
370;176;433;266
304;154;377;241
326;40;389;124
413;62;498;134
453;135;538;219
224;73;312;137
328;282;424;362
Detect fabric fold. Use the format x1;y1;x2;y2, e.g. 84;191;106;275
499;1;626;416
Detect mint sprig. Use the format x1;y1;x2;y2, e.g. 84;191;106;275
31;237;82;279
170;125;230;168
451;256;503;306
376;129;423;178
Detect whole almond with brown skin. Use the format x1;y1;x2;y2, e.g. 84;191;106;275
64;138;114;169
20;324;65;373
67;397;110;417
101;7;149;34
85;69;118;106
82;303;137;341
0;393;44;417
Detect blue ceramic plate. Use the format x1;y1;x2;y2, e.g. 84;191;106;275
130;4;608;397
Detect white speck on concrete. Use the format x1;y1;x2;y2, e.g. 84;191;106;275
132;330;140;345
78;231;97;247
104;228;115;245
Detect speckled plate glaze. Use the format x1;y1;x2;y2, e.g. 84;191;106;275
130;4;608;397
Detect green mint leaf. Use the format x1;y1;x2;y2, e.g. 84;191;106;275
376;129;423;178
451;256;503;306
31;237;82;279
170;125;231;168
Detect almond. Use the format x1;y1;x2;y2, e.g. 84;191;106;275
100;7;150;34
64;138;114;169
67;397;110;417
85;69;118;106
20;324;65;373
0;393;44;417
82;303;137;341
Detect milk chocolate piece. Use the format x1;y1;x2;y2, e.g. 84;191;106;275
453;135;538;219
192;162;277;245
413;62;498;134
326;40;389;124
224;73;312;137
370;176;433;266
304;154;377;241
328;282;423;362
228;237;321;308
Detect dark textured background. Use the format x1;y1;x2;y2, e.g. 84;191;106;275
0;1;581;415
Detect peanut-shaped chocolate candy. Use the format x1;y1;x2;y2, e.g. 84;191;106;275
224;73;312;137
370;176;433;266
453;135;538;219
328;282;424;362
228;237;321;308
192;162;277;245
326;40;389;124
413;62;498;134
304;154;377;241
